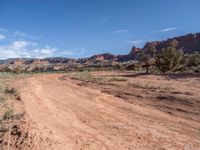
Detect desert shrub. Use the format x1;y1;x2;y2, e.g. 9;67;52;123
126;61;142;71
114;64;123;70
13;66;22;74
3;107;14;120
185;52;200;67
4;87;17;95
149;66;159;74
191;66;200;73
179;51;200;72
156;46;183;73
189;52;200;67
0;96;6;103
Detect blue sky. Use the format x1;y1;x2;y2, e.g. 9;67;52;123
0;0;200;59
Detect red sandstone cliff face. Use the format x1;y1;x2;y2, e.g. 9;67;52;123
143;33;200;53
88;33;200;62
117;47;141;62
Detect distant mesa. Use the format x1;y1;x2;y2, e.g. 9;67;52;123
89;53;117;61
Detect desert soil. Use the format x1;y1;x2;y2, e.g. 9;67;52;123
12;72;200;150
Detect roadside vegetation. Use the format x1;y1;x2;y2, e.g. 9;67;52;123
61;71;127;83
0;73;29;149
138;40;200;74
129;82;175;92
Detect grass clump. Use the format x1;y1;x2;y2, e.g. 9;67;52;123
64;71;128;84
0;97;6;104
65;71;108;83
108;77;127;82
129;82;174;91
3;107;14;120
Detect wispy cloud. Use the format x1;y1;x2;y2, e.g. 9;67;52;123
13;31;27;36
14;30;42;40
114;29;128;33
127;40;144;44
0;34;6;40
157;27;177;33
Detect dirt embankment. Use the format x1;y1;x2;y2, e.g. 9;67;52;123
12;72;200;150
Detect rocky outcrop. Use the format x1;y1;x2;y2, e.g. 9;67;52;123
43;58;76;64
117;47;141;62
89;53;117;61
143;33;200;53
25;60;49;65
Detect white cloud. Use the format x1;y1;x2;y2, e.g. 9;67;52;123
114;29;128;33
13;31;27;36
56;50;74;56
157;27;177;33
12;41;30;50
0;28;81;59
0;40;75;59
0;34;6;40
30;47;59;58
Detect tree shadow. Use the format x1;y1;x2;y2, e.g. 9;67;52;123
109;72;200;80
159;73;200;80
103;71;200;80
119;72;150;78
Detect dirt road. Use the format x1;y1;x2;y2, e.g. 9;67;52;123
15;74;200;150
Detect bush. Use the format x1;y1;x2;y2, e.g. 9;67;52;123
13;67;22;74
3;107;14;120
156;46;183;73
4;87;17;95
185;52;200;67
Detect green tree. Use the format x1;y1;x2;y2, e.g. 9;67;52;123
156;46;183;73
187;51;200;67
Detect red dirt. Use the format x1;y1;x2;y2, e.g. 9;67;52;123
13;72;200;149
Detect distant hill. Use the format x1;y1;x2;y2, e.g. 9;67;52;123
0;32;200;65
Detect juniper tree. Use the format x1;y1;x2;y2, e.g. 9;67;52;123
155;46;183;73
